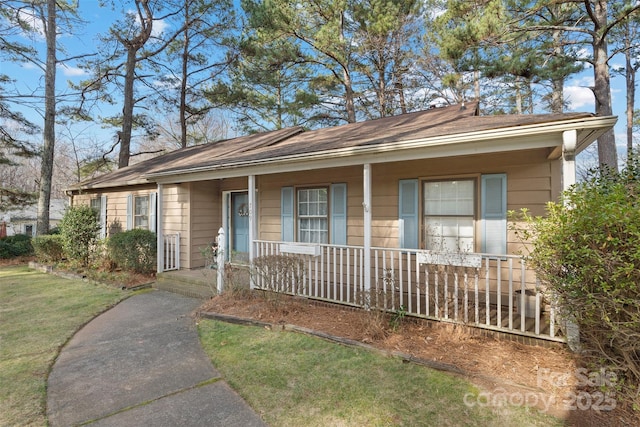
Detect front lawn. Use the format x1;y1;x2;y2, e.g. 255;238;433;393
0;265;129;426
199;319;563;427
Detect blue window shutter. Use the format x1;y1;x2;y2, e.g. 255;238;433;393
281;187;294;241
481;174;507;255
398;179;419;249
100;195;107;238
149;192;157;233
331;183;347;245
126;194;133;230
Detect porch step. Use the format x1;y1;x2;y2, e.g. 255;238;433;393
155;270;217;299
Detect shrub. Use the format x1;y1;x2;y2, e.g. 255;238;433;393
0;234;33;259
32;235;65;263
251;254;305;309
59;205;100;267
514;159;640;413
107;229;157;274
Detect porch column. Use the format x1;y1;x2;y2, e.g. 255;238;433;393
363;164;372;292
156;183;164;273
562;129;577;190
562;129;580;351
248;174;256;289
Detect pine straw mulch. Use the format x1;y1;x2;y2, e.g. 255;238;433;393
198;291;635;427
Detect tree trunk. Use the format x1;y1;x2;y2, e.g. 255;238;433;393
119;47;136;168
179;0;190;148
37;0;56;236
117;0;153;168
339;11;356;123
550;29;564;113
624;24;635;159
592;0;618;171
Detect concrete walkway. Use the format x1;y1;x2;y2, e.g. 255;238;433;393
47;290;266;427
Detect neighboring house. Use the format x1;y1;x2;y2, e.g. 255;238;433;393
66;102;616;343
0;199;68;236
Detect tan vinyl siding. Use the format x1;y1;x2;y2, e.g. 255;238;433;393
258;166;363;244
162;184;190;268
189;181;220;268
257;148;558;257
71;184;156;237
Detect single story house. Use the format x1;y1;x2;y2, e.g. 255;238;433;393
0;199;68;237
66;102;616;343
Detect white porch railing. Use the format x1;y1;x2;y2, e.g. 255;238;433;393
163;233;180;271
253;240;564;343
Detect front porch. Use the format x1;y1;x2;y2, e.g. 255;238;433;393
158;237;566;344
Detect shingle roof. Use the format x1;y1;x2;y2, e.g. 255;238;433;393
68;101;599;191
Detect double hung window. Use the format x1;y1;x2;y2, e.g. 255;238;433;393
297;188;328;244
424;180;475;252
281;184;347;245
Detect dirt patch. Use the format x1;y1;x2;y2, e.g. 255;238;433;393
200;291;633;426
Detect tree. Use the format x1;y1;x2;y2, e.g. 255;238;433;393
242;0;358;124
206;35;322;133
521;0;640;171
0;1;79;229
351;0;423;118
152;0;236;147
75;0;194;168
613;9;640;160
37;0;56;235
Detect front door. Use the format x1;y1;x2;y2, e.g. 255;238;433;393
230;192;249;263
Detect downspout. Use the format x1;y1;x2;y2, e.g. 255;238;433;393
363;164;372;292
156;183;164;274
248;175;256;289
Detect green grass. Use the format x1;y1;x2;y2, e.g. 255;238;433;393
199;320;564;427
0;265;129;426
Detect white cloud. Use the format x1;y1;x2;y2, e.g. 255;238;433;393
152;19;169;37
58;64;86;77
565;77;594;111
17;8;45;38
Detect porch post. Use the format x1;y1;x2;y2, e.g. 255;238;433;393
562;129;580;351
363;164;372;292
156;183;164;273
248;174;256;289
562;129;577;190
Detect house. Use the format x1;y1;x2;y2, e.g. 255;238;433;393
66;102;616;343
0;199;68;237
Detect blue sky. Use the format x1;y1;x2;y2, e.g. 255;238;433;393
1;1;636;160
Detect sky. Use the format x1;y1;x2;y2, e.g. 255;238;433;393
1;1;637;162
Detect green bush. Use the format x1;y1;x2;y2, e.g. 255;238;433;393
59;206;100;267
514;158;640;412
0;234;33;259
107;229;156;274
32;235;65;263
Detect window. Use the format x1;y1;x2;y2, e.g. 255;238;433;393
90;197;105;238
297;188;328;243
281;184;347;244
25;224;34;237
424;180;475;252
126;193;156;232
134;196;149;229
398;174;507;254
